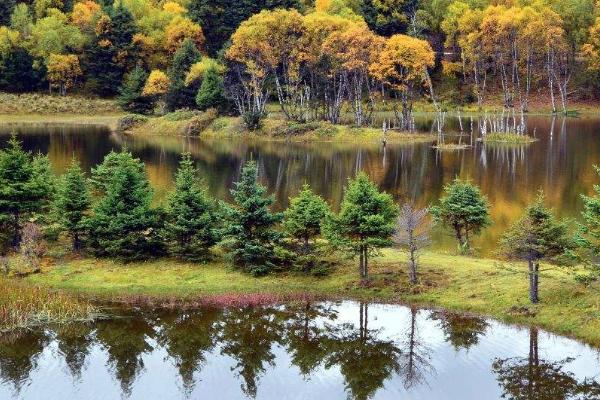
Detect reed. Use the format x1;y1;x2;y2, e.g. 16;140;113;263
0;278;97;332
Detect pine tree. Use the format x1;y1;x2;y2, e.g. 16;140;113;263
224;160;282;276
0;135;53;249
431;178;491;252
283;184;330;254
326;172;398;279
86;151;163;260
195;66;227;112
54;158;91;251
0;48;45;93
0;0;15;26
577;166;600;265
164;153;220;261
165;39;201;111
500;193;572;304
117;66;155;114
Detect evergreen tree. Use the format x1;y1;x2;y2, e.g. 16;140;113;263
500;193;572;304
117;66;155;115
0;48;45;93
164;153;220;261
84;4;137;96
0;0;15;26
224;160;282;276
326;172;398;279
189;0;302;56
0;135;53;249
283;184;330;254
165;39;201;112
195;66;227;112
54;158;91;251
86;151;163;260
577;166;600;265
431;178;491;252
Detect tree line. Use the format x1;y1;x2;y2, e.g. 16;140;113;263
2;135;600;304
2;1;600;127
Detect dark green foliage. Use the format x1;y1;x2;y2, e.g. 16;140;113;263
196;66;228;112
164;153;221;261
242;110;265;131
500;193;572;303
223;160;283;276
165;39;201;112
0;135;53;250
577;166;600;264
188;0;303;56
326;172;398;279
84;3;137;96
86;151;163;261
360;0;410;37
431;178;491;252
53;158;91;251
0;48;45;93
117;66;155;115
0;0;15;26
284;184;330;252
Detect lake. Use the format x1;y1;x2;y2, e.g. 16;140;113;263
0;301;598;400
1;114;600;253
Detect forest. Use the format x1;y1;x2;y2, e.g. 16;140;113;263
1;0;600;130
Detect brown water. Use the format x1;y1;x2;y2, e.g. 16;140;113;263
0;302;598;400
1;115;599;253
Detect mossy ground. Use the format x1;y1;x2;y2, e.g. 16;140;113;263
22;248;600;347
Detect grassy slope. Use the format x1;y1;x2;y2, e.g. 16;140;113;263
26;248;600;346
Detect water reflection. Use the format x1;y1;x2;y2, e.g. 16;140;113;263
2;115;600;253
0;302;598;399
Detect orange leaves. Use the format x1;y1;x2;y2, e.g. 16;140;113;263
71;0;101;31
46;54;82;93
322;24;383;74
370;34;434;91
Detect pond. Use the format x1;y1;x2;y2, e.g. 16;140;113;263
1;114;600;253
0;301;598;400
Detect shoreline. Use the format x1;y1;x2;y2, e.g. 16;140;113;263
18;248;600;348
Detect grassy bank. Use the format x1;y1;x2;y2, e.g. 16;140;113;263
0;278;98;332
122;111;435;144
24;249;600;346
0;93;120;115
482;132;537;144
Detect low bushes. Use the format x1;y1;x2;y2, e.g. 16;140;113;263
0;93;119;115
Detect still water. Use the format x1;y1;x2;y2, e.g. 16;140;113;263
1;115;600;252
0;302;598;400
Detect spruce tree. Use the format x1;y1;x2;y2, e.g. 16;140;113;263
0;48;44;93
283;184;330;254
117;66;155;114
431;178;491;252
0;0;15;26
500;193;572;304
0;135;53;249
224;160;282;276
86;151;163;260
165;39;201;111
577;166;600;265
165;153;220;261
54;158;91;251
325;172;398;279
196;66;227;112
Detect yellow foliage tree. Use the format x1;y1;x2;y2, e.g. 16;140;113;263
185;58;225;86
164;16;205;54
143;70;170;96
46;54;82;95
0;27;20;58
370;34;434;129
71;0;101;32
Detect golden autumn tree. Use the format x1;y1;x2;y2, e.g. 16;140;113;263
164;16;205;54
323;23;384;126
46;53;82;95
71;0;101;32
370;34;434;130
143;69;170;97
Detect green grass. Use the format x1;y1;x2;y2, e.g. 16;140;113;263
24;248;600;346
0;277;98;332
0;92;120;115
482;132;537;144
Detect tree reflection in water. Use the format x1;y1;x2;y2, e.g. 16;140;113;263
1;303;600;399
492;327;600;400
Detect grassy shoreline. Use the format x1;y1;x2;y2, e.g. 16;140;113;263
21;248;600;347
